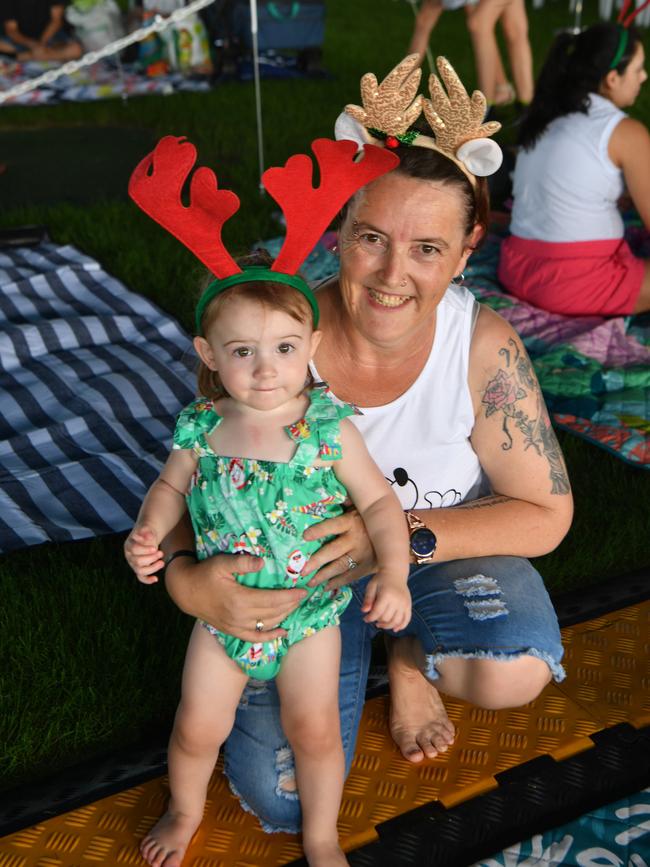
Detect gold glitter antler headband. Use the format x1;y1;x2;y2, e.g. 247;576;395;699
343;54;423;146
420;57;501;180
335;55;503;183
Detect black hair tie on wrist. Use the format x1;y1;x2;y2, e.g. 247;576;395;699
161;549;197;579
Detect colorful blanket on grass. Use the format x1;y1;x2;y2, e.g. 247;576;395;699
0;58;211;106
274;226;650;469
0;242;194;553
0;53;325;106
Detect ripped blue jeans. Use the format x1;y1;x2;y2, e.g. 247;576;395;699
223;555;565;833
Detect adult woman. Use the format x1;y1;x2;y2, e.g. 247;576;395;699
127;57;572;833
499;22;650;316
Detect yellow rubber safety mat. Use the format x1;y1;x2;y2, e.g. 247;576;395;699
1;600;648;866
558;602;650;730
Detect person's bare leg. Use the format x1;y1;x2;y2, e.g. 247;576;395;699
631;261;650;313
140;624;248;867
387;636;552;761
464;4;511;100
499;0;533;103
277;627;348;867
408;0;444;62
386;635;455;762
466;0;509;102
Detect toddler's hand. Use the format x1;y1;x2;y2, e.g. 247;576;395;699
124;525;164;584
361;573;411;632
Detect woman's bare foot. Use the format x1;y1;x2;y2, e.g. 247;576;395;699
140;810;200;867
387;636;455;762
303;840;349;866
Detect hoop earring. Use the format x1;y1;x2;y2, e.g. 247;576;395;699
452;272;465;286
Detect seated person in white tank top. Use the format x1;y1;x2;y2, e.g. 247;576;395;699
499;20;650;317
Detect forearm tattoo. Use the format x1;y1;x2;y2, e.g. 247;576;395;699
481;338;570;495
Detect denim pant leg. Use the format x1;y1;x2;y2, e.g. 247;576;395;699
401;555;566;682
223;582;374;833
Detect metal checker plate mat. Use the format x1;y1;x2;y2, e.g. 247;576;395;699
0;601;648;866
557;602;650;730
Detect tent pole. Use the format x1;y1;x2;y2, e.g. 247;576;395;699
250;0;265;194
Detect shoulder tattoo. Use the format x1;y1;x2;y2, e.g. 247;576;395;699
481;338;570;495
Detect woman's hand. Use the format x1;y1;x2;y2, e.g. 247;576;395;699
165;553;308;644
124;524;164;584
302;508;378;590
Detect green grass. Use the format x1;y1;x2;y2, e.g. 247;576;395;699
1;1;649;794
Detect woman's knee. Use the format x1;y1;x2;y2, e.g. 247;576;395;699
438;655;552;709
224;736;302;832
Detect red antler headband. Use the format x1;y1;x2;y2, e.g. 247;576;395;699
617;0;650;27
128;136;399;333
610;0;650;69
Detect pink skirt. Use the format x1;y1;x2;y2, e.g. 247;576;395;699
498;235;645;316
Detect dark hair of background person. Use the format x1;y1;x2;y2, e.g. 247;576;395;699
519;22;643;150
340;139;490;250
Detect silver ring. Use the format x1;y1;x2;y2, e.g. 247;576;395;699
346;555;358;571
255;619;265;632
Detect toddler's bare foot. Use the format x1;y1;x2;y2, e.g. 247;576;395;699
140;810;200;867
303;840;349;866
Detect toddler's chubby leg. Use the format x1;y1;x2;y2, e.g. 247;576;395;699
276;627;349;867
141;623;249;867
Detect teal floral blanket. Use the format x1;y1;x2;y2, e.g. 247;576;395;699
474;785;650;866
269;224;650;469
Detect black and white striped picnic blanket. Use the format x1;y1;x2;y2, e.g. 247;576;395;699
0;242;195;552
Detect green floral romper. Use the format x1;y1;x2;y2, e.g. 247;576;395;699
173;387;354;680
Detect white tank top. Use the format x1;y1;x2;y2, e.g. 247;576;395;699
311;284;486;511
510;93;626;243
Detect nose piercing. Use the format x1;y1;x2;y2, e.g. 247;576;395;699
400;278;407;288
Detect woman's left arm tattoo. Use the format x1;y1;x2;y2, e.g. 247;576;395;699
481;338;570;495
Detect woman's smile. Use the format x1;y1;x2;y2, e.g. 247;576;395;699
367;287;413;309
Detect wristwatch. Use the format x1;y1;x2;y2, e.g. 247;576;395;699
405;511;437;565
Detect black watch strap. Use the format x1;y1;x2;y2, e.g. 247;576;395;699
161;549;197;577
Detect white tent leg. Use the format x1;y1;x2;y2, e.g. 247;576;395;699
250;0;265;193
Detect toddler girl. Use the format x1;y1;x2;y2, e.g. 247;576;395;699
127;265;410;867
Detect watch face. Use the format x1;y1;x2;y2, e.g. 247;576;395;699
410;527;437;557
